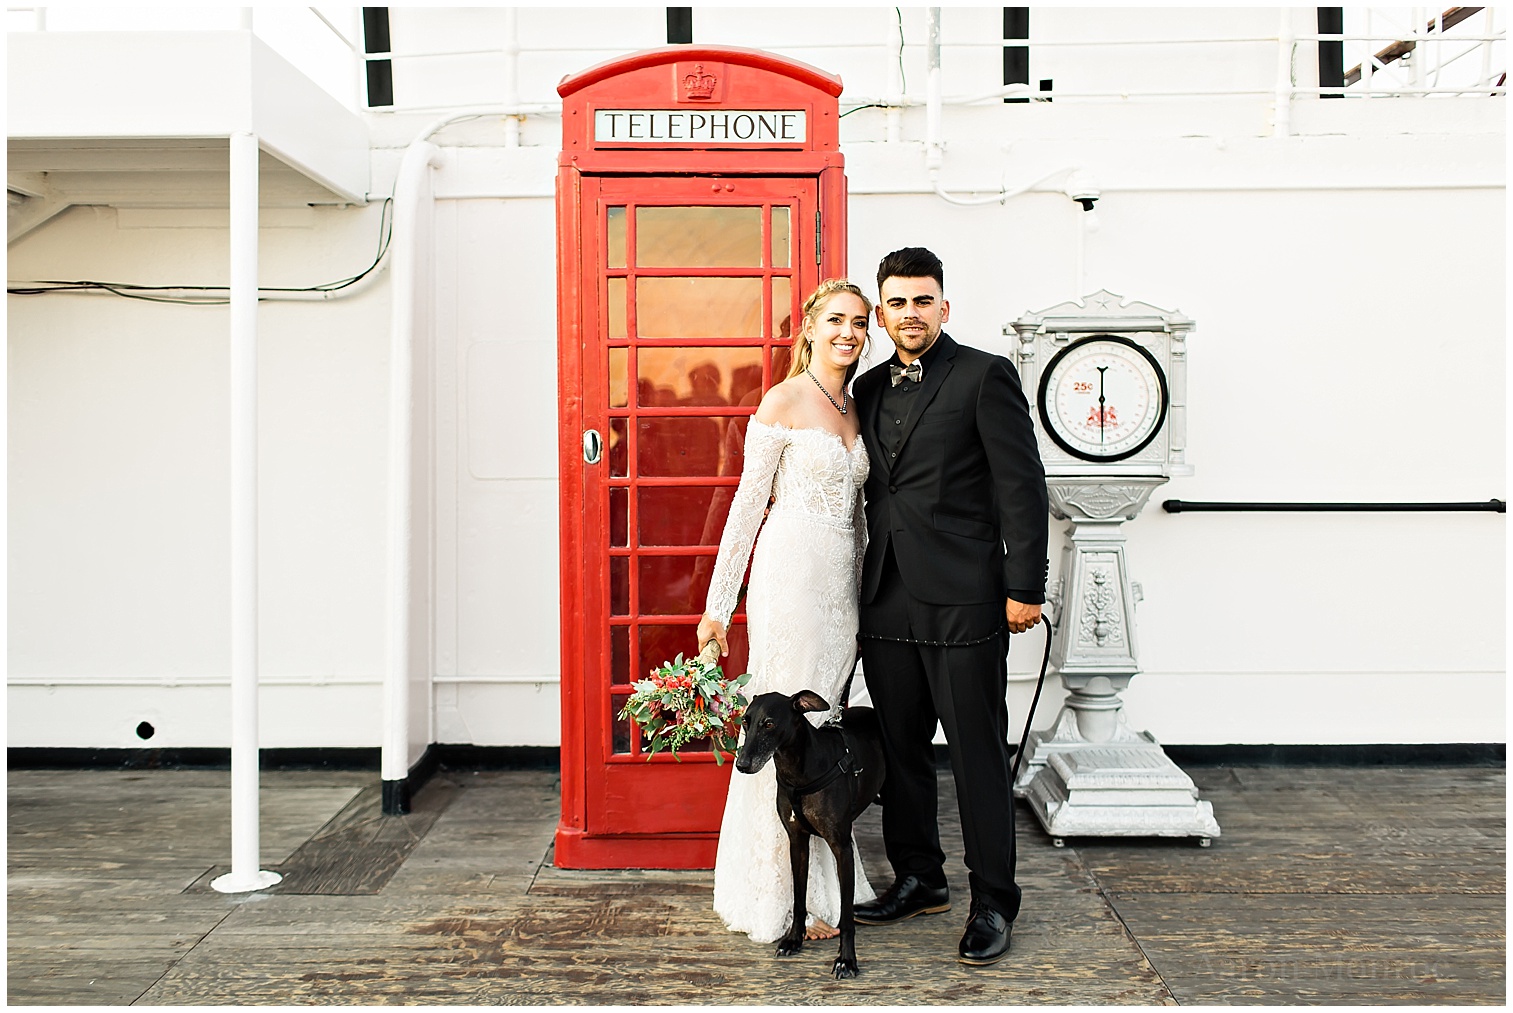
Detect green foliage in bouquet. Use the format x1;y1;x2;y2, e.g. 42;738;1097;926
617;652;753;765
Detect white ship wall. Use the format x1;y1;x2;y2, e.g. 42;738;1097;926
7;7;1505;751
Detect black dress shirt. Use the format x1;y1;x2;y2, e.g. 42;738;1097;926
877;337;950;465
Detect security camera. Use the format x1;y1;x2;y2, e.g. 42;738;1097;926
1064;171;1100;212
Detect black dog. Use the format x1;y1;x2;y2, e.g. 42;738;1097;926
734;690;886;979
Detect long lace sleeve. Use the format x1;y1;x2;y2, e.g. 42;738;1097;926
851;485;867;594
704;421;788;626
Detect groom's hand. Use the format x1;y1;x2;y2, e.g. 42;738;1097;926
1004;597;1042;635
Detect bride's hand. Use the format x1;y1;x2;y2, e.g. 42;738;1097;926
696;615;729;659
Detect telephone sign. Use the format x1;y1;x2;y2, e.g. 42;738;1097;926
593;109;808;144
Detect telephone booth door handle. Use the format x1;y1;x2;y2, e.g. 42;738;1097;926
583;429;603;465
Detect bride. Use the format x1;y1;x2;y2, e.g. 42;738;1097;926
696;278;878;944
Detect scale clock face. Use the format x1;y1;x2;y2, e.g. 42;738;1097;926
1038;335;1169;462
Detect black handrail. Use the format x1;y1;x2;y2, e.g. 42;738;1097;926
1163;499;1505;514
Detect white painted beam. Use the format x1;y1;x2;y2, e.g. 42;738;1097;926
6;31;368;204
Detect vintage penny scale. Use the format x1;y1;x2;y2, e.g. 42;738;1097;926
1009;291;1220;844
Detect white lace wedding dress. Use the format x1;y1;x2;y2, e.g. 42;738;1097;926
704;419;878;943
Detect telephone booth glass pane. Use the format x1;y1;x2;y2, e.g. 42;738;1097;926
609;487;629;547
636;206;763;267
607;206;627;269
612;708;631;754
636;278;764;338
610;556;630;616
607;278;627;338
608;418;629;477
638;556;710;615
637;347;764;407
772;277;792;339
637;417;725;477
610;626;630;685
639;487;729;546
608;348;628;407
771;207;790;267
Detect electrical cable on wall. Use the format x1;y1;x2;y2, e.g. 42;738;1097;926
839;103;892;119
8;198;394;305
9;107;525;307
894;7;907;92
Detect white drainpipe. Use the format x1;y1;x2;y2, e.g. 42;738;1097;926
925;8;943;172
212;130;281;894
503;8;521;148
1273;8;1294;137
381;137;445;811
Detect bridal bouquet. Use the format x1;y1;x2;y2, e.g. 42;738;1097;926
618;648;752;765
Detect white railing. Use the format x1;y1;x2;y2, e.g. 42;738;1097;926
1332;6;1504;97
5;7;1503;119
856;8;1503;108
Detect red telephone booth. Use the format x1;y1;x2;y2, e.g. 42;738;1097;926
555;46;847;869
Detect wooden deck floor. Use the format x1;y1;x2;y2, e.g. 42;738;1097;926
7;763;1504;1005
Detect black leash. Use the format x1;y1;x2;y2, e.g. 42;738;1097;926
1011;615;1054;787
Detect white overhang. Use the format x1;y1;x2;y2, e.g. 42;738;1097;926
7;30;370;239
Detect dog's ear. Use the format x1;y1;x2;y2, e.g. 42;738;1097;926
793;691;831;714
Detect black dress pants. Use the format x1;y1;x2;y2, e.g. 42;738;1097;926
859;547;1021;922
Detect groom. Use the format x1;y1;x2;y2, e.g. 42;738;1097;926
851;247;1048;965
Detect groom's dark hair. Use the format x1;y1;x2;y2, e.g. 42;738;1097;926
876;247;944;292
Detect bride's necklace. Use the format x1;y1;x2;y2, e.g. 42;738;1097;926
805;368;848;415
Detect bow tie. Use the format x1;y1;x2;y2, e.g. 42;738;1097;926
889;361;923;387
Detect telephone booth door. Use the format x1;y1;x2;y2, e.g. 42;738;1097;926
555;47;846;869
580;177;817;863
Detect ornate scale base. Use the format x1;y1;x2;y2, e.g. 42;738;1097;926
1015;714;1221;846
1010;474;1219;846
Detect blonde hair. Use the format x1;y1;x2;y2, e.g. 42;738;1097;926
785;279;873;382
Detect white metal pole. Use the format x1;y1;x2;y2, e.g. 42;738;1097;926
1272;8;1294;137
213;131;280;895
1074;206;1086;299
503;8;521;147
1431;8;1443;86
353;8;369;113
1481;8;1495;88
885;8;903;144
1363;9;1374;96
925;8;942;171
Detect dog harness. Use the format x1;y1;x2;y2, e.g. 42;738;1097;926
776;729;866;838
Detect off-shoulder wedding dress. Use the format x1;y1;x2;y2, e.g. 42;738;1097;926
703;419;878;943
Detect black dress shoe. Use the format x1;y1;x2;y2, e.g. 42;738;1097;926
853;875;951;925
957;901;1012;965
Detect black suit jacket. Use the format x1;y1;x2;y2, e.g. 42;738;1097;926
855;332;1049;607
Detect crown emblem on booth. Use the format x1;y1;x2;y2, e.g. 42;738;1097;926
683;64;718;100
